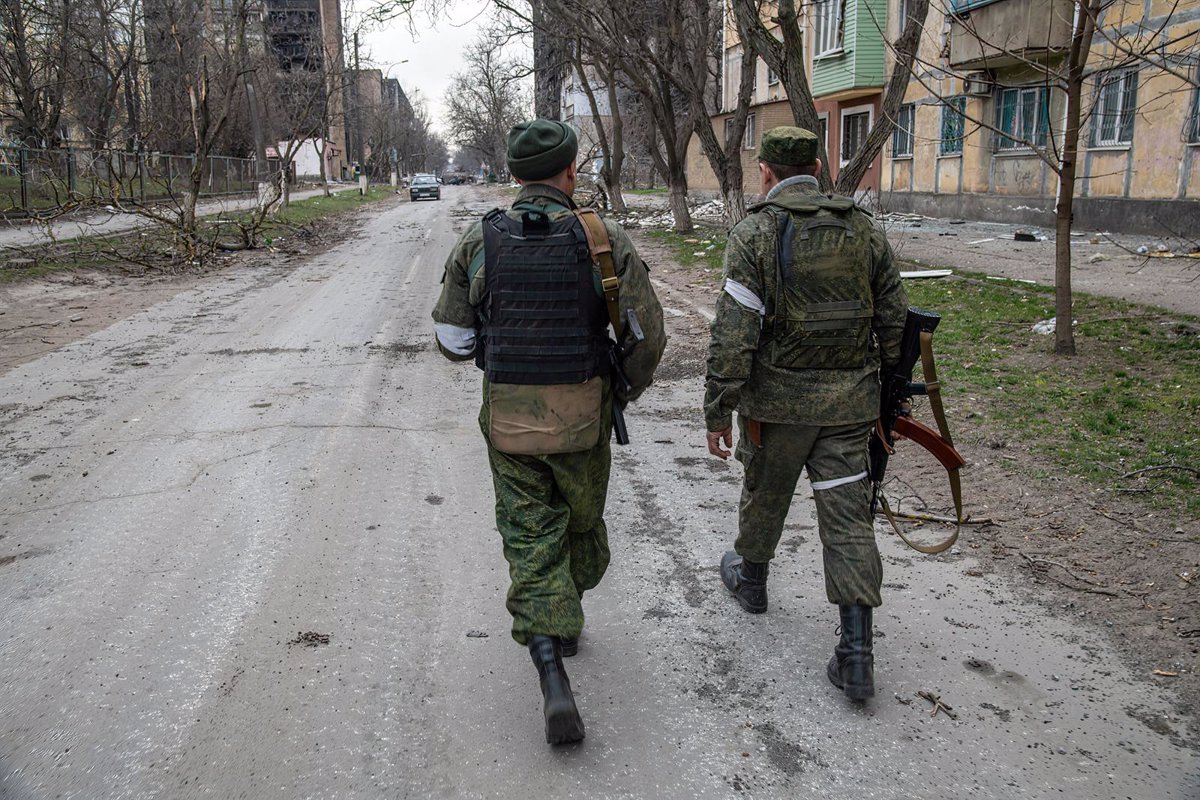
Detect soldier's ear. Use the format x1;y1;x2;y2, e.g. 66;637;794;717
814;158;824;179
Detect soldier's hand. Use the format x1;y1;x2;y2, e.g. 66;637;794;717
707;427;734;459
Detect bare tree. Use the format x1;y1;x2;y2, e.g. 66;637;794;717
67;0;143;150
904;0;1198;354
529;0;565;119
134;0;262;260
0;0;73;147
732;0;932;195
444;28;528;181
540;0;755;226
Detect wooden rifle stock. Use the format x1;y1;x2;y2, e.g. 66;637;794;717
892;416;966;471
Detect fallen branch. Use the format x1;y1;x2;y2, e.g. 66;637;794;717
882;510;992;526
1120;463;1200;480
1019;552;1120;597
916;690;957;719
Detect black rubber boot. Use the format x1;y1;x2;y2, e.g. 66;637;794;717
719;551;769;614
528;635;585;744
826;605;875;701
560;636;579;658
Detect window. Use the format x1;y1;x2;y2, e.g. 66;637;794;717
997;86;1049;150
744;113;757;150
898;0;910;33
724;117;735;146
940;96;966;155
814;0;844;56
1191;71;1200;144
817;114;829;155
841;106;871;163
1091;68;1138;147
768;65;779;86
892;104;915;157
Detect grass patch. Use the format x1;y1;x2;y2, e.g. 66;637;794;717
0;185;393;284
645;226;727;277
263;184;392;228
905;273;1200;517
647;228;1199;519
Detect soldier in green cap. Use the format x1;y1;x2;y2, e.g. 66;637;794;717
432;118;666;743
704;125;908;701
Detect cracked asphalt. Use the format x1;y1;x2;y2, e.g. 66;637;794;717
1;187;1196;799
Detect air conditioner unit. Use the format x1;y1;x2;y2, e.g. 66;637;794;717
964;72;993;96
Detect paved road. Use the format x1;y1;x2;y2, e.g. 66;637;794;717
1;187;1195;799
0;184;360;250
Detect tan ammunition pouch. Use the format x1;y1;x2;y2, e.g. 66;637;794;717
487;377;603;455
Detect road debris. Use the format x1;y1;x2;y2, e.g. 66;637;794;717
1152;669;1179;677
289;631;330;647
916;690;958;719
466;630;489;638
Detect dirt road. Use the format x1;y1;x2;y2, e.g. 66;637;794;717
1;187;1195;798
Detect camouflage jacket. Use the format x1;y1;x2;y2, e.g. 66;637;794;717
432;183;666;404
704;178;908;431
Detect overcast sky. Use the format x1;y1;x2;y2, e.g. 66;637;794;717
361;1;505;140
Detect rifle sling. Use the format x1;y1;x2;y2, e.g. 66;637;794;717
572;208;623;338
878;329;964;555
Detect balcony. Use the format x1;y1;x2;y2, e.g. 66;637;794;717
948;0;1075;70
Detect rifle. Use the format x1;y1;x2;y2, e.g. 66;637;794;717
868;307;966;554
608;309;646;445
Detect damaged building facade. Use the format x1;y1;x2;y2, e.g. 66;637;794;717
691;1;1197;235
882;0;1200;235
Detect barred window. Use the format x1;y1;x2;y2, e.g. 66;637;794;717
998;86;1049;150
841;108;871;163
745;113;757;150
1091;68;1138;147
1191;73;1200;144
892;104;915;157
940;96;966;155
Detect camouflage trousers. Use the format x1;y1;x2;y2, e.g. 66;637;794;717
482;407;613;646
733;416;882;607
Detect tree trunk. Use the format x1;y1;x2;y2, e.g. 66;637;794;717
1053;0;1100;356
669;182;692;233
605;173;627;213
531;0;564;120
722;181;747;227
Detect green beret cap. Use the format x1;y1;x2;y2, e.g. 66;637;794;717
506;119;578;180
758;126;818;166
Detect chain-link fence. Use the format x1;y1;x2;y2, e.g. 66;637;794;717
0;146;274;215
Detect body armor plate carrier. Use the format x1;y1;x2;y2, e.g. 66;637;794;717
479;208;609;385
759;197;875;370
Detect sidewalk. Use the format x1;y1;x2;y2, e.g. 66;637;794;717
879;214;1200;317
0;184;360;251
621;192;1200;318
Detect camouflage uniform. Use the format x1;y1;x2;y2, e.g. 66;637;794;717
433;183;666;644
705;175;908;608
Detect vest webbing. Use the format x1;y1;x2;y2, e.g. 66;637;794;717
479;208;609;385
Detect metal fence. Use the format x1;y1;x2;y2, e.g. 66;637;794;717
0;146;272;215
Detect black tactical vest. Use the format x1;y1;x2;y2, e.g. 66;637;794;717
478;208;609;385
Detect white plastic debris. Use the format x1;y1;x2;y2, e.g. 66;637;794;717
900;269;953;279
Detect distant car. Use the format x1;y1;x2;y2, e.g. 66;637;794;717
410;174;441;201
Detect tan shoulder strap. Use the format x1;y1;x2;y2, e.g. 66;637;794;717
572;207;623;337
880;331;965;555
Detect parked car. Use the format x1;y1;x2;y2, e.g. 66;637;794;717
410;174;441;201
